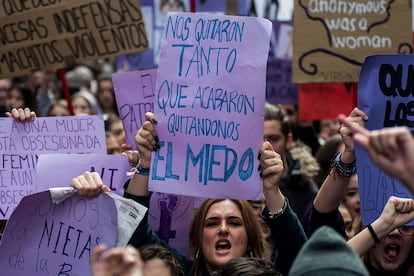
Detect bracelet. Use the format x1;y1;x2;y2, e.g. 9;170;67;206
126;161;150;176
331;152;357;177
268;197;288;219
367;224;381;244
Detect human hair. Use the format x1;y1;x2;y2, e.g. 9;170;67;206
314;134;343;188
264;102;291;138
8;82;37;112
189;199;266;276
96;73;119;116
212;257;281;276
104;113;122;132
139;243;184;276
72;94;94;115
364;238;414;275
97;72;112;83
46;101;70;116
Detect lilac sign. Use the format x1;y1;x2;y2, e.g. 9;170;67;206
0;191;118;275
266;21;297;104
35;154;131;195
148;193;194;257
266;58;298;104
0;116;106;219
113;69;157;149
357;54;414;225
150;12;272;199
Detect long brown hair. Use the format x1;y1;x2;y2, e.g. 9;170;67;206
189;198;266;275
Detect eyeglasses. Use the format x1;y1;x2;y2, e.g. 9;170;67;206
397;226;414;236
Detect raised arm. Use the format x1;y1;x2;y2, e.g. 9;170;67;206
339;117;414;195
313;107;368;213
126;112;159;197
348;196;414;256
260;141;285;212
260;141;307;275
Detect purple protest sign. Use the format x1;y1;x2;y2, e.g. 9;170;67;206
148;193;194;257
150;12;272;199
0;191;118;275
266;21;297;104
266;58;298;104
357;54;414;225
112;69;157;150
0;116;106;219
35;154;130;195
195;0;226;12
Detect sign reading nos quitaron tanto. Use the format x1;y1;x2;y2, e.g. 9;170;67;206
292;0;412;83
0;0;148;77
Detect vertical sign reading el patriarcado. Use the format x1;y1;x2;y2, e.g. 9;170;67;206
0;0;148;78
292;0;412;83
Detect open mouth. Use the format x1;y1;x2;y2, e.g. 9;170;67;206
215;240;231;254
385;244;400;261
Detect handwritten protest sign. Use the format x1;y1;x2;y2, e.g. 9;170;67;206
116;1;156;71
299;83;357;120
112;69;157;149
0;0;148;78
292;0;412;83
0;191;118;275
113;68;195;256
149;12;271;199
35;154;130;195
0;115;106;219
0;0;69;16
357;54;414;225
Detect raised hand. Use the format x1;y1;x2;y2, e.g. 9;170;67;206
6;107;36;122
339;116;414;195
91;244;143;276
70;171;110;197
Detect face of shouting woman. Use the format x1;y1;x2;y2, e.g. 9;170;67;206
201;199;249;273
369;227;414;273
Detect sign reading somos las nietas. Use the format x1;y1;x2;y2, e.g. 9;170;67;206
292;0;412;83
0;0;148;78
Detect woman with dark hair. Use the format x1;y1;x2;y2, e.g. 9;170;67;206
71;112;307;276
140;243;184;276
7;82;38;113
212;256;280;276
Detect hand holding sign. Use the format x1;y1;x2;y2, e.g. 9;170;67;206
339;115;414;196
5;107;36;122
71;172;111;197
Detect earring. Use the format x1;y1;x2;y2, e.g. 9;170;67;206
196;249;200;259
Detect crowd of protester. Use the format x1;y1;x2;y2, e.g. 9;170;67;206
2;57;414;276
